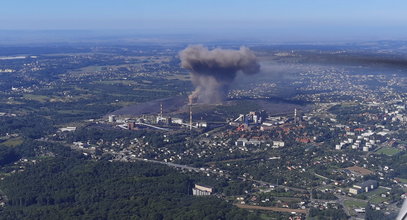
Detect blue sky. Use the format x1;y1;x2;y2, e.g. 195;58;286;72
1;0;406;41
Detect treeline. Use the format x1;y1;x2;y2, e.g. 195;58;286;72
65;127;147;143
0;115;54;139
365;204;396;220
311;189;338;200
373;152;407;179
0;146;19;166
0;139;82;167
308;206;348;220
0;158;257;220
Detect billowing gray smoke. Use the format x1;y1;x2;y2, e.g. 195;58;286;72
180;45;260;104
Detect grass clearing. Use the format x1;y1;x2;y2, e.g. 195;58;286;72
57;110;92;115
396;178;407;184
0;137;23;147
94;80;138;86
133;88;171;92
74;65;104;72
344;200;367;209
375;147;402;156
111;101;137;107
364;188;389;204
364;188;387;197
369;195;388;204
167;74;191;81
259;213;273;220
344;199;368;217
23;94;50;103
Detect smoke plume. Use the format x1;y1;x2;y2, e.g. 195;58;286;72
180;45;260;104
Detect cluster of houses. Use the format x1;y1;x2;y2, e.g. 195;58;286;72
335;129;383;152
235;137;285;148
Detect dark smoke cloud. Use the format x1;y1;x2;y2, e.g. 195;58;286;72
180;45;260;104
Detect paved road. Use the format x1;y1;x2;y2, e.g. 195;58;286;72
235;204;307;214
241;177;308;192
336;194;367;219
131;157;201;172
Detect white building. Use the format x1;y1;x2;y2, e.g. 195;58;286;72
192;184;213;196
273;141;285;148
108;115;116;123
59;126;77;132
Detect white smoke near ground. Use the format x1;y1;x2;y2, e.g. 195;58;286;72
179;45;260;104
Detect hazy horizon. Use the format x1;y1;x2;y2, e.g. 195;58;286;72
1;1;407;44
1;28;407;46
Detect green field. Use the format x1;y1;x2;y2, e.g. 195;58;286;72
364;188;389;204
344;199;367;209
23;94;50;103
375;147;402;156
369;195;388;204
73;65;104;72
399;140;407;146
167;74;191;81
344;199;368;217
94;80;138;86
397;178;407;184
0;137;23;147
259;212;291;220
57;110;93;115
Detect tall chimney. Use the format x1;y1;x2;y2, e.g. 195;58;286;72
189;104;192;130
160;103;163;117
294;108;297;124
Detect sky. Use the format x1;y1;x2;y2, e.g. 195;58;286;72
1;0;407;42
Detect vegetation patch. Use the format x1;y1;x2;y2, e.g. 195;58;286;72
375;147;402;156
23;94;50;103
0;137;23;147
364;188;390;204
0;158;258;220
344;199;367;209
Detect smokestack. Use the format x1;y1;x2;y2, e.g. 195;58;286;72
160;103;163;117
294;108;297;124
180;45;260;104
189;104;192;130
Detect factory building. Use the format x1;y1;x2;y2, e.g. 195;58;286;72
234;111;266;125
156;116;172;125
128;122;136;130
108;115;116;123
349;180;378;195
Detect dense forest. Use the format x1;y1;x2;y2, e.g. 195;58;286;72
0;158;257;220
